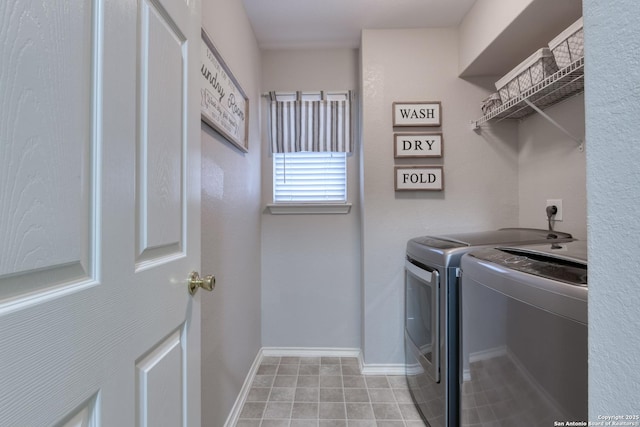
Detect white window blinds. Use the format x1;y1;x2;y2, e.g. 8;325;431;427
273;152;347;203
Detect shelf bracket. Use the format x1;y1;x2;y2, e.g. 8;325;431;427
523;99;584;151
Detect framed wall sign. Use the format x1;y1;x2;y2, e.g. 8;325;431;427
395;166;444;191
392;101;441;127
201;28;249;152
394;133;443;158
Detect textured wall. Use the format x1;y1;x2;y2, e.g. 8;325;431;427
260;49;362;349
360;28;520;365
584;0;640;417
518;94;587;240
200;0;263;425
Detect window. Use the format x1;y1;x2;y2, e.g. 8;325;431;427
267;91;352;211
273;152;347;203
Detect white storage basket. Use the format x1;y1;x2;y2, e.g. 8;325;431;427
548;17;584;69
481;93;502;116
495;48;558;103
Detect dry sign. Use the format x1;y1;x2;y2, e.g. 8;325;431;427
395;166;444;191
394;133;443;158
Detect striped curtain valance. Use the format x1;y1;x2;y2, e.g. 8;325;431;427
268;91;352;153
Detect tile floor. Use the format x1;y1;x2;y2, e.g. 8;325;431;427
235;356;426;427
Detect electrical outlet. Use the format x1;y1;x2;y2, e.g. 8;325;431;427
546;199;563;221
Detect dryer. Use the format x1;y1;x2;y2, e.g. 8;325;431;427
460;240;587;426
404;228;573;427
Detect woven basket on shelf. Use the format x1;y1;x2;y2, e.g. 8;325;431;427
495;48;558;103
548;17;584;69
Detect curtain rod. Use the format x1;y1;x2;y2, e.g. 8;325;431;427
260;90;354;98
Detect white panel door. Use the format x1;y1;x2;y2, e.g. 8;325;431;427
0;0;203;425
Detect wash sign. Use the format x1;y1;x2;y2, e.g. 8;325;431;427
392;102;441;127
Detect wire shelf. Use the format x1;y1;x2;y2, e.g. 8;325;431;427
473;57;584;128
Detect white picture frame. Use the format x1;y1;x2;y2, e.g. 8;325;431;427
395;166;444;191
392;101;441;127
394;133;443;158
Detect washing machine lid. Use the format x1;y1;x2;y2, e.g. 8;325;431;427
462;241;587;323
469;240;587;286
406;228;573;267
498;240;587;265
433;228;572;247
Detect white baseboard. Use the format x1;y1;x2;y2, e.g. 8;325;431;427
261;346;361;358
468;345;507;364
262;347;405;376
223;347;408;426
223;348;264;427
359;363;406;376
463;346;507;383
404;362;424;376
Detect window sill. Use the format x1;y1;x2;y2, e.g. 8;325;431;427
266;203;352;215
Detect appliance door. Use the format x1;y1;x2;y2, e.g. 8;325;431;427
461;269;587;426
405;259;441;383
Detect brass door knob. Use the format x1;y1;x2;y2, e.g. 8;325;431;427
188;271;215;295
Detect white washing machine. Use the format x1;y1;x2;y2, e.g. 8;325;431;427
460;240;587;426
404;228;573;427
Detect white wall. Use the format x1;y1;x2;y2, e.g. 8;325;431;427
200;1;263;426
458;0;582;77
584;0;640;416
458;0;533;74
260;49;362;349
518;94;587;239
360;28;520;365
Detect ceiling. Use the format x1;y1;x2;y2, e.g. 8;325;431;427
241;0;477;49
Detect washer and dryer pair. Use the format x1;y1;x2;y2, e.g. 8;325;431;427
405;228;587;427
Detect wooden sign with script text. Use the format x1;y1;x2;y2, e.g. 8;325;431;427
201;29;249;152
